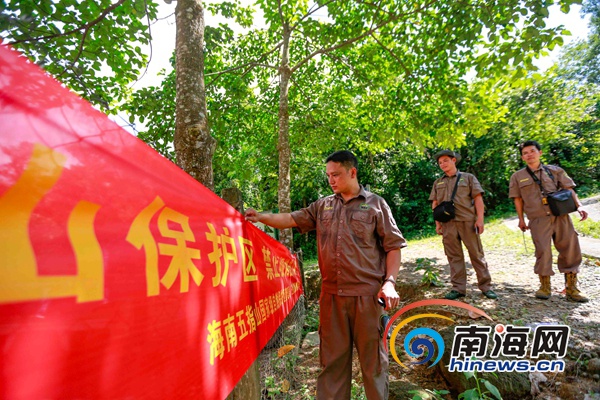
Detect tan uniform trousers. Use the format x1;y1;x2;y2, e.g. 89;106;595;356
442;220;492;294
529;215;581;276
317;293;388;400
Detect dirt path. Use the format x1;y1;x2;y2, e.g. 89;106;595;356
503;195;600;259
582;195;600;221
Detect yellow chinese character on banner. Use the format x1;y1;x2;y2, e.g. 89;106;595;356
223;314;238;351
259;299;267;322
263;247;273;280
205;223;238;287
207;320;225;365
126;197;203;296
273;256;280;278
238;237;257;282
270;295;278;315
281;259;290;277
245;305;256;334
253;302;263;326
0;144;103;304
236;309;249;341
267;296;274;316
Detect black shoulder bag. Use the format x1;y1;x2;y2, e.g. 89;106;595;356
526;166;577;217
433;173;461;222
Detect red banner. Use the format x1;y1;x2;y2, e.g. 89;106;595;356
0;45;302;399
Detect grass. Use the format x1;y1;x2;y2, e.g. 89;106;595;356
405;231;438;247
573;218;600;239
407;219;530;255
479;220;525;251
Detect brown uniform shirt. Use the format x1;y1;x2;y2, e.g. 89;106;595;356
429;172;484;222
508;165;576;220
290;186;407;296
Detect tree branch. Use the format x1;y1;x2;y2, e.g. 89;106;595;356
290;0;437;73
367;0;385;31
56;21;92;78
369;32;412;80
129;0;154;87
9;0;128;45
323;51;378;88
290;0;339;32
205;41;283;85
277;0;286;28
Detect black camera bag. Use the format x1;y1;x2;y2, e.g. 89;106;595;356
433;173;461;223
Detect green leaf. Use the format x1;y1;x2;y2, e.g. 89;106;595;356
482;379;502;400
458;388;480;400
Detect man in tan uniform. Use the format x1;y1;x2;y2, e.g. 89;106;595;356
245;150;406;400
429;150;497;300
509;140;589;302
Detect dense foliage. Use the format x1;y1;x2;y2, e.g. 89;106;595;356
123;0;600;257
3;0;599;257
1;0;158;111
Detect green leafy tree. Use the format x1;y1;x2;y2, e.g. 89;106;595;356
1;0;158;111
126;69;176;160
557;0;600;84
125;0;585;250
465;64;599;208
208;0;580;247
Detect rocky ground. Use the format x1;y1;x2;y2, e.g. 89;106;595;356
269;201;600;400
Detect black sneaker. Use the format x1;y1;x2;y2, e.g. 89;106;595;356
445;290;466;300
482;290;498;299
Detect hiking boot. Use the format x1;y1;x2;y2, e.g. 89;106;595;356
535;275;551;300
445;290;466;300
565;273;589;303
482;290;498;299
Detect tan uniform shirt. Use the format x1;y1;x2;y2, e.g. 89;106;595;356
428;172;484;222
290;186;407;296
508;165;576;220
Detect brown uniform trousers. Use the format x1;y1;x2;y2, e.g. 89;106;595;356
529;215;581;276
441;220;492;294
317;294;388;400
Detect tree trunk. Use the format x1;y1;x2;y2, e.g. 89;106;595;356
174;0;216;189
277;22;293;249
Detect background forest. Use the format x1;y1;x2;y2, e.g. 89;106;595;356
3;0;600;260
3;2;600;398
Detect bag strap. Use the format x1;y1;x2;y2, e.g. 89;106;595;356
449;172;462;202
526;165;559;195
542;166;562;190
526;166;547;196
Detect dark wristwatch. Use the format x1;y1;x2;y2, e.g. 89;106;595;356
382;277;396;286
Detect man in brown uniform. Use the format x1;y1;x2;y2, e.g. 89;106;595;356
245;150;406;400
429;150;497;300
509;140;589;302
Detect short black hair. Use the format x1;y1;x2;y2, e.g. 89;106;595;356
519;140;541;154
325;150;358;170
